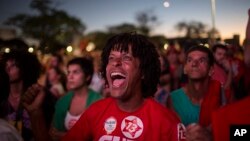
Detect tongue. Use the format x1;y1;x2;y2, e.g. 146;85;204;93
113;79;125;87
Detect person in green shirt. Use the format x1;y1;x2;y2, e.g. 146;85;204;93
50;57;102;140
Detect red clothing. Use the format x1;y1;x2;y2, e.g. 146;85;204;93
199;80;222;127
62;97;184;141
212;96;250;141
229;57;244;83
212;64;227;85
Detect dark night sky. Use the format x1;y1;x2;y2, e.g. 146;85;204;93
0;0;249;43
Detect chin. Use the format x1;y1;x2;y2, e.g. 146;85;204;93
110;91;123;98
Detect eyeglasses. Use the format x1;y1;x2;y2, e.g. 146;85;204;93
186;57;208;65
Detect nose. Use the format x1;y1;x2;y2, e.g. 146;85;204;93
112;58;122;67
191;59;199;66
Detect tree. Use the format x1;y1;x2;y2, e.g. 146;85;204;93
108;23;138;34
4;0;85;53
175;21;210;38
82;9;160;51
135;9;158;36
84;31;113;51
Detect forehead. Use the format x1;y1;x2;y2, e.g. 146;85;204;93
67;64;82;70
187;50;208;58
215;47;226;53
110;44;133;55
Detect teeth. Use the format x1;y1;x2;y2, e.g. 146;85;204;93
111;72;126;77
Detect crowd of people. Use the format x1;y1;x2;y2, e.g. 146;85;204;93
0;8;249;141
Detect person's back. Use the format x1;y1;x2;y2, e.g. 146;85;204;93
0;119;23;141
212;96;250;141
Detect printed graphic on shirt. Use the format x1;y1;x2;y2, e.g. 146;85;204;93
121;116;143;139
104;117;117;134
99;135;134;141
178;123;186;141
68;119;78;129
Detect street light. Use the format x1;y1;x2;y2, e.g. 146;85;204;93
66;45;73;53
210;0;216;43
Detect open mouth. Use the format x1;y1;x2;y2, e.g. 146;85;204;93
110;72;126;88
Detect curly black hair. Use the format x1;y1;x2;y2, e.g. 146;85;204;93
100;32;161;98
2;51;42;92
0;64;9;102
0;64;10;118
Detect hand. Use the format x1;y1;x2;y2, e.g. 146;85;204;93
186;123;212;141
22;83;45;114
49;127;66;141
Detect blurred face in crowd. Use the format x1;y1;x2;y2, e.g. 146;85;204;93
5;59;21;83
184;51;211;81
106;46;142;100
50;56;60;68
167;50;179;64
67;64;88;91
213;48;227;65
48;68;60;84
159;55;166;71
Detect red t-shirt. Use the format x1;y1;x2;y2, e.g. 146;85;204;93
212;96;250;141
62;97;185;141
199;79;223;127
212;64;227;85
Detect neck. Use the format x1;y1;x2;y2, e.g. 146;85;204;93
51;79;59;85
186;78;210;100
116;91;144;113
10;81;23;96
215;62;224;70
74;85;88;97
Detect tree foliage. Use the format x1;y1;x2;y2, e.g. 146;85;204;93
135;9;158;36
108;23;138;34
4;0;85;53
175;20;220;39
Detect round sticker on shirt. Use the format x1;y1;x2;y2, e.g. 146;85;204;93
121;116;143;139
104;117;117;134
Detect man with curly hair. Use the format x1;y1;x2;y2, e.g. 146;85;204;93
62;32;184;141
